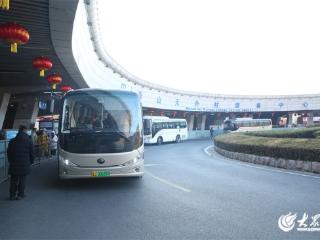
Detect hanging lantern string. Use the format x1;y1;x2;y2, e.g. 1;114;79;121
1;0;10;10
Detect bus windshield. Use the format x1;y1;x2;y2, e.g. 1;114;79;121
59;90;143;153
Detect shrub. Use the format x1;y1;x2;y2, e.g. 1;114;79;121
214;133;320;162
314;130;320;139
245;127;320;139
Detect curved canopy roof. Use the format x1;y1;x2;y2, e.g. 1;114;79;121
0;0;87;94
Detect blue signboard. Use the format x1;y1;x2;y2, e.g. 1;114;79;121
6;130;18;140
5;130;31;140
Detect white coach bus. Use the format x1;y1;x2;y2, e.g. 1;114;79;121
58;89;144;178
143;116;188;145
223;118;272;132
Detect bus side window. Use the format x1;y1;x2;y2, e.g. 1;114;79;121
180;121;186;128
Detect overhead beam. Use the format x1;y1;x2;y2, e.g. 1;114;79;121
49;0;88;89
0;85;49;94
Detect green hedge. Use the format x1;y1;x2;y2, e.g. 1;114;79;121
314;131;320;139
245;127;320;139
214;133;320;162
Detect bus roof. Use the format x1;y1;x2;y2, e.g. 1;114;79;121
234;118;271;122
143;116;186;122
65;88;139;97
143;116;169;120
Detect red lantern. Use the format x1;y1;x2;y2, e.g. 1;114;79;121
32;57;53;77
1;0;10;10
0;22;29;53
47;74;62;90
60;85;73;93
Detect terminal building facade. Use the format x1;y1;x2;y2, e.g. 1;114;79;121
71;0;320;131
0;0;319;132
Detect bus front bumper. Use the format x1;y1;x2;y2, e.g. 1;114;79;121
59;160;144;179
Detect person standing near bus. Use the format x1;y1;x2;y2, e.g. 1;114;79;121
7;125;34;200
38;129;49;159
49;131;58;157
30;128;38;160
31;128;38;145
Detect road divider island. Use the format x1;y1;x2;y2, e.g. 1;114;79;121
214;127;320;174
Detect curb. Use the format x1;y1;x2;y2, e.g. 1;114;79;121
213;146;320;174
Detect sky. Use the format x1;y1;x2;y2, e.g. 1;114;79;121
98;0;320;95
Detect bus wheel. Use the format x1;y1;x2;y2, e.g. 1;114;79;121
176;135;181;143
157;137;163;145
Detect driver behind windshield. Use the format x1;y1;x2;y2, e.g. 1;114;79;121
102;111;117;130
92;115;102;128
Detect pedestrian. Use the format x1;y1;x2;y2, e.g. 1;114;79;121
30;128;39;160
7;125;34;200
210;126;214;139
31;128;38;145
38;129;49;160
49;131;58;157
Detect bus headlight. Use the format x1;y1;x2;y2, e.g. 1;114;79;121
60;156;77;167
63;159;77;166
133;157;138;164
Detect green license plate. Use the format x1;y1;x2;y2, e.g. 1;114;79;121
91;171;110;177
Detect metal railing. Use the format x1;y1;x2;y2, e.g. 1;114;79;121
0;141;53;184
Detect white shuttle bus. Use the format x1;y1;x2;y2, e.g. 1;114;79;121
58;89;144;178
143;116;188;144
223;118;272;132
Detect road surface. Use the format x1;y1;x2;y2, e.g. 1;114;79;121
0;139;319;239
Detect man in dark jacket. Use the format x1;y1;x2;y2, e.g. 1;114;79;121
7;125;34;200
